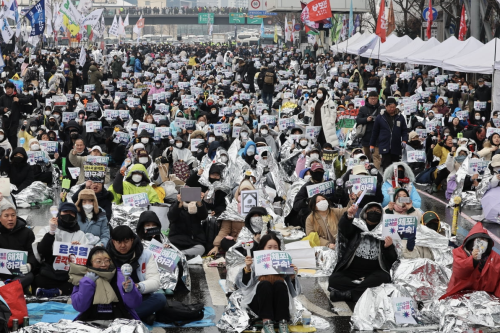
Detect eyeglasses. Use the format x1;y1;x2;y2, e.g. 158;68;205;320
92;259;111;265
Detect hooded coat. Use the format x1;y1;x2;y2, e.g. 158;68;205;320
440;223;500;300
109;164;160;205
356;98;384;147
381;162;422;209
167;199;208;251
334;203;398;275
0;147;34;193
306;92;339;147
72;184;114;222
88;65;103;94
370;108;409;156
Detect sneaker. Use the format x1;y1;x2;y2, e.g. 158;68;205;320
35;288;61;298
278;320;289;333
261;320;274;333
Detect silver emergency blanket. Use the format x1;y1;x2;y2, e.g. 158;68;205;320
447;156;482;209
391;258;451;302
315;246;336;277
351;283;418;331
476;163;493;199
24;295;70;303
414;224;454;267
108;203;147;230
228;155;254;188
279;152;300;183
198;157;231;203
420;291;500;332
281;228;305;242
141;235;191;291
102;319;149;333
17;320;100;333
282;179;305;219
14;181;54;205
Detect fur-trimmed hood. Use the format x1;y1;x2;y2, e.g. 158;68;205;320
382;162;416;183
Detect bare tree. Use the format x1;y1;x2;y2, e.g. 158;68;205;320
392;0;426;36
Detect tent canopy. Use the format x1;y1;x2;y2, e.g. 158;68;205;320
406;36;483;67
345;33;376;55
359;35;413;59
444;38;500;74
334;32;370;54
380;37;440;63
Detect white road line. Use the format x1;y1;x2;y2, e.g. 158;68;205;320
297;295;336;318
203;265;228;306
318;281;353;316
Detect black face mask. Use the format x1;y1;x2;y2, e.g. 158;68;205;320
397;170;405;179
426;222;439;232
70;132;78;139
311;171;324;182
144;227;161;237
58;214;78;231
49;136;56;141
209;177;219;184
12;156;23;164
366;211;382;224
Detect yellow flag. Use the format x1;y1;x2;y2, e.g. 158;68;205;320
63;15;80;36
274;24;278;43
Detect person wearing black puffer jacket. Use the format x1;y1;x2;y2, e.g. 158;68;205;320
185;163;227;217
0;147;34;194
356;91;384;169
0;200;38;293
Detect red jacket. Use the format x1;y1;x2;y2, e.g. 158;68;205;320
440;223;500;300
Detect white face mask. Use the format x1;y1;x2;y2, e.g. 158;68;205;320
139;157;148;164
147;119;153;123
475;116;481;120
316;200;329;211
300;140;308;146
30;126;37;132
132;126;138;130
131;174;142;183
31;144;40;151
304;174;312;182
235;112;241;116
176;143;183;148
208;137;215;143
75;96;80;100
221;156;228;163
198;121;206;127
156;85;161;88
173;102;178;105
103;94;108;97
83;204;94;213
141;138;149;144
44;111;51;116
241;132;248;138
310;153;319;160
0;135;4;141
261;129;268;135
211;109;217;114
247;146;255;156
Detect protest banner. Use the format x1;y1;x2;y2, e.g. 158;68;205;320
349;175;377;195
147;239;180;273
85;121;102;132
84;156;109;183
392;297;417;325
214;123;231;136
190;139;205;152
122;193;150;207
241;190;259;214
39;141;58;154
0;249;27;275
381;214;418;241
27;151;49;165
62;111;77;122
137;122;156;136
306;181;334;198
53;241;93;270
153;127;170;142
406;150;426;163
254;250;295;276
113;131;130;144
305;126;321;139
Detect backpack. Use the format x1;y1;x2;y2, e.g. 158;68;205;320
155;299;204;326
264;72;274;85
0;296;10;333
173;160;191;182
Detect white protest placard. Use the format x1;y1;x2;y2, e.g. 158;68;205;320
260;115;277;127
84;84;95;92
0;249;28;275
406;150;426;163
305;126;322;139
493;118;500;128
219;107;233;116
127;97;141;107
392;297;417;325
278;118;295;131
86;102;100;112
190;139;205;152
153;127;170;142
425;122;436;134
147;239;181;273
447;83;459;91
456;110;469;121
104;110;119;120
213;123;230;136
254;250;295;276
62;111;77;122
122;193;150;207
27;151;49;165
474;101;487;111
486;127;500;137
241;190;259;214
53;241;93;270
85;121;102;132
232;126;242;138
467;158;482;174
39;141;58;154
137;122;156;136
382;214;418;241
349;175;377;196
306;181;334;198
415;129;426;139
68;167;81;180
285;241;316;269
113;131;131;144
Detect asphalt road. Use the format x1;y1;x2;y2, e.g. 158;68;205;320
19;183;492;333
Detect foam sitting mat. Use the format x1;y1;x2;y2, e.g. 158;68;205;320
27;302;78;324
149;306;216;328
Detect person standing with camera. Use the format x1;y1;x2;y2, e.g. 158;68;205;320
0;82;33;149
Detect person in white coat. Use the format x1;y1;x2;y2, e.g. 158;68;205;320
306;87;339;147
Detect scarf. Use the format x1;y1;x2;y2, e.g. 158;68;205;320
68;263;119;305
109;245;135;268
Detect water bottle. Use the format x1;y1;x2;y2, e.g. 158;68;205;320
20;137;25;147
302;310;311;327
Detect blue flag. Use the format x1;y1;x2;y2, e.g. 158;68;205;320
25;0;45;37
260;21;264;37
348;0;353;38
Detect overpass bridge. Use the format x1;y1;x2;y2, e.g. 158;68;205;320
103;13;251;26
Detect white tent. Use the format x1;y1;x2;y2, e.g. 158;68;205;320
345;33;376;55
334;32;370;53
442;38;500;74
359;35;412;59
406;36;483;67
380;37;440;63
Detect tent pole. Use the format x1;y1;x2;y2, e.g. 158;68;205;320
493;38;497;113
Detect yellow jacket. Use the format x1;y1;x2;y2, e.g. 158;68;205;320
432;143;452;178
18;129;35;151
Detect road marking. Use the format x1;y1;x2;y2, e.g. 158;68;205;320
297;295;336;318
318;281;353;316
417;189;500;245
203;265;228;306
